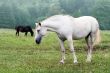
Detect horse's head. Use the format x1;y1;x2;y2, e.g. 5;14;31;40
35;22;47;44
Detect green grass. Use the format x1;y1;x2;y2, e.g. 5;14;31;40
0;29;110;73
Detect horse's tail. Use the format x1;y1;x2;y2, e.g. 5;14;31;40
93;28;101;46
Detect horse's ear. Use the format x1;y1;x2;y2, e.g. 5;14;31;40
35;22;41;26
35;23;38;26
39;23;41;26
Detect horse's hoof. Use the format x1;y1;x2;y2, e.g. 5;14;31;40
74;61;78;64
60;60;64;64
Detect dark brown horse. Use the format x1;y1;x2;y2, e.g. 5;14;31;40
15;25;34;36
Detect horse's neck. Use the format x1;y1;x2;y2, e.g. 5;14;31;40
42;21;59;32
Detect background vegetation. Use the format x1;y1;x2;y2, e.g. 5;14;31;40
0;0;110;29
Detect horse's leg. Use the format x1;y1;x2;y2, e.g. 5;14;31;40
18;31;19;36
67;36;78;64
16;31;18;36
30;31;33;36
85;33;94;62
30;32;32;36
85;36;91;62
58;38;66;64
25;32;27;36
16;30;19;36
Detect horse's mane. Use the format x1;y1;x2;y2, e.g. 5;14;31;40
42;15;74;24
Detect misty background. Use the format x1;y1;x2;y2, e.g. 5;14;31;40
0;0;110;29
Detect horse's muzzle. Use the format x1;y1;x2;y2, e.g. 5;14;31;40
35;35;42;44
35;40;41;44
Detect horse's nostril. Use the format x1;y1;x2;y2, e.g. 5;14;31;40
35;36;42;44
36;39;41;44
37;30;40;33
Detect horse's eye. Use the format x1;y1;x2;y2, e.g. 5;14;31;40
37;30;40;33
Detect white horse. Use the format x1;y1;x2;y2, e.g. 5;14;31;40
35;15;101;64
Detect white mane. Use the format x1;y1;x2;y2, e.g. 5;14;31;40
44;15;74;21
41;15;75;26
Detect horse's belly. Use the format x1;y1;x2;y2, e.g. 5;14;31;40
72;34;87;40
71;22;91;40
72;30;90;40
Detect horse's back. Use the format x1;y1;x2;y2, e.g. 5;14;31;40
76;16;99;26
25;26;33;31
70;16;99;39
15;25;32;32
74;16;99;31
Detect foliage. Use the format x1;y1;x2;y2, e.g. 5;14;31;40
0;0;110;29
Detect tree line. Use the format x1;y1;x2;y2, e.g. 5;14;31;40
0;0;110;30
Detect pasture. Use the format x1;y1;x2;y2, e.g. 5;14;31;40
0;29;110;73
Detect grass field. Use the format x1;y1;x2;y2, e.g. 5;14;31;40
0;29;110;73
